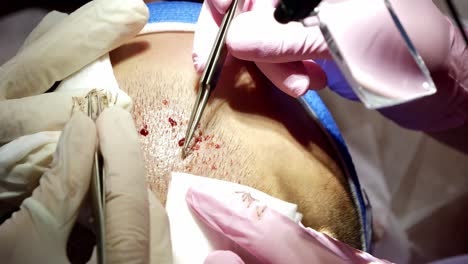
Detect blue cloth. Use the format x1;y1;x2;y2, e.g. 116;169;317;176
147;1;201;24
146;1;372;251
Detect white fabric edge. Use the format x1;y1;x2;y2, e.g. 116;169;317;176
138;22;196;36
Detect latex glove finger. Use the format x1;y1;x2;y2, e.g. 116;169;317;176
186;187;391;264
192;0;255;73
0;0;148;100
19;11;68;51
205;251;245;264
97;107;149;264
0;90;92;143
0;132;60;212
0;52;132;143
256;60;327;97
0;112;96;263
193;0;328;96
226;8;329;63
55;53;133;111
148;189;173;264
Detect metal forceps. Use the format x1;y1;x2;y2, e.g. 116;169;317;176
182;0;239;157
87;93;106;264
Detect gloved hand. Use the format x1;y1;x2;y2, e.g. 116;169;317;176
94;107;172;264
0;107;173;263
192;0;329;97
0;111;97;263
186;187;392;264
193;0;468;132
0;0;148;214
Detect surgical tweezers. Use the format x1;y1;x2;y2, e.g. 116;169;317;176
181;0;239;158
87;94;106;264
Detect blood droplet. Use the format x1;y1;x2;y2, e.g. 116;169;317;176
144;124;148;129
199;131;203;136
178;138;185;147
215;144;220;149
192;144;200;151
195;136;203;144
162;99;169;105
211;164;217;170
168;117;177;127
139;128;149;136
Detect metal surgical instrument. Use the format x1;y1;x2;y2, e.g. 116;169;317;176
181;0;239;158
87;93;106;264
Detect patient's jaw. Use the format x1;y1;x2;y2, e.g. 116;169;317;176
111;32;362;249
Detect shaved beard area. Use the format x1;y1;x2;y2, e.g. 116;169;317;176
110;32;362;249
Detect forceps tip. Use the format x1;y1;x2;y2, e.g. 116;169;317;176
181;147;188;159
181;128;194;159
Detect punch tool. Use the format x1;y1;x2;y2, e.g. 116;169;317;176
87;93;106;264
182;0;239;157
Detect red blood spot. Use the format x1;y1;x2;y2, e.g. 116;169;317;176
168;117;177;127
178;138;185;147
192;144;200;151
144;124;148;129
195;136;203;144
211;164;217;170
162;99;169;105
139;128;149;136
199;131;203;136
204;135;211;141
215;144;220;149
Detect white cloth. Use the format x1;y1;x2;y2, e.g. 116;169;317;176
318;88;468;263
166;172;303;264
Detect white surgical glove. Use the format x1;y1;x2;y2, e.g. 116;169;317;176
94;107;172;264
0;112;97;263
0;0;149;214
0;107;173;263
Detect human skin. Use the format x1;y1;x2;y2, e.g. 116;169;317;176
110;32;362;248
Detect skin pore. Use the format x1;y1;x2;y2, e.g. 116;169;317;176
110;32;362;249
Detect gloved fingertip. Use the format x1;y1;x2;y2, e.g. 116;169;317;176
66;111;96;141
283;76;310;98
212;0;233;14
185;187;216;210
303;60;328;90
185;187;226;234
192;52;205;74
205;251;245;264
185;187;201;210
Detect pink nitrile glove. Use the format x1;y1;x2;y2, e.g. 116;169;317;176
335;0;468;132
185;187;393;264
192;0;329;97
193;0;468;132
